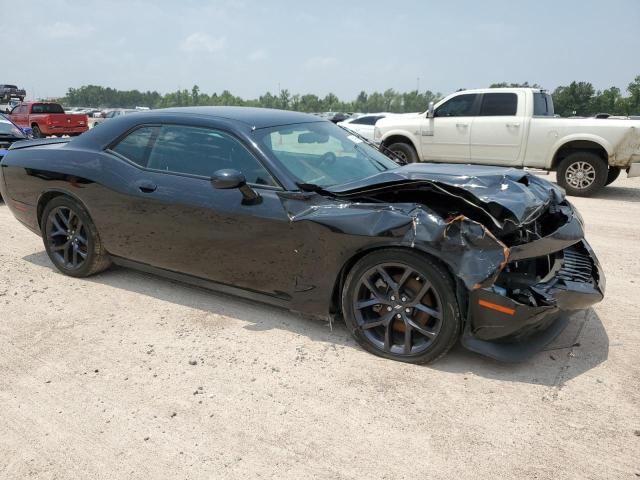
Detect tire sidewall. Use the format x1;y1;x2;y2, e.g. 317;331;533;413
388;142;418;164
605;166;621;186
41;196;100;278
557;152;608;197
32;125;42;138
341;249;460;364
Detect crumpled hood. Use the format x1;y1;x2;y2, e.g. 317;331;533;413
327;163;565;227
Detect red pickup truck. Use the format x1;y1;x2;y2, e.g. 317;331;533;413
9;102;88;138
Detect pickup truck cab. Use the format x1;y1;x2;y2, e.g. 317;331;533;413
374;88;640;196
9;102;88;138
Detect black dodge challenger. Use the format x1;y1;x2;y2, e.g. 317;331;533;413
0;107;604;363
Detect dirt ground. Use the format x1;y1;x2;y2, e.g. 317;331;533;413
0;174;639;480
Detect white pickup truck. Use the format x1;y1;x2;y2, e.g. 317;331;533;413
374;88;640;196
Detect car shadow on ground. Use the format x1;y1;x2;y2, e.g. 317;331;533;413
23;250;609;387
588;185;640;203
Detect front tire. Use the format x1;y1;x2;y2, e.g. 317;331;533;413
342;249;461;364
556;152;608;197
387;142;418;164
42;196;111;278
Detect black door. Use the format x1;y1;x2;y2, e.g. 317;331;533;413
98;124;298;299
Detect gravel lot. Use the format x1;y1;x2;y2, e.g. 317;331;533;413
1;174;639;479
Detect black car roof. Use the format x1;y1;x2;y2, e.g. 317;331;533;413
156;107;319;129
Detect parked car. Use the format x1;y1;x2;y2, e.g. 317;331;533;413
338;113;389;142
0;113;30;161
0;107;604;364
9;102;88;138
374;88;640;196
0;114;31;197
2;98;22;114
0;84;26;102
91;108;139;128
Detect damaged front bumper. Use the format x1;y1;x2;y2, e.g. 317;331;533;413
462;207;605;362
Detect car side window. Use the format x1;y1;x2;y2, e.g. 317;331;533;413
478;93;517;116
111;126;159;167
146;125;277;186
351;116;380;125
434;94;478;117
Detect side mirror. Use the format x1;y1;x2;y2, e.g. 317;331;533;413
212;168;245;189
426;102;435;118
211;169;261;205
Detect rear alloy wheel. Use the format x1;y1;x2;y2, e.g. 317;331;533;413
42;196;111;277
556;152;608;197
342;249;460;364
605;166;621;186
387;142;418;164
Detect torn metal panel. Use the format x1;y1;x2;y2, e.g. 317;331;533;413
326;163;566;229
280;193;509;292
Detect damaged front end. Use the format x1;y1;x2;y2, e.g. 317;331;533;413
300;164;605;361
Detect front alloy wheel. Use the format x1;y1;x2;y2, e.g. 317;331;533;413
342;249;460;363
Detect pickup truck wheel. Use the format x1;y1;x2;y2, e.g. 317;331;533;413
32;125;43;138
605;167;621;186
387;142;418;164
556;152;608;197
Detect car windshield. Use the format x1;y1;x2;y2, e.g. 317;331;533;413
0;117;26;137
254;121;399;188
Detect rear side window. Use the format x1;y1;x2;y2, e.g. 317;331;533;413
533;93;555;116
479;93;517;116
31;103;65;114
435;94;478;117
351;115;382;125
111;126;159;166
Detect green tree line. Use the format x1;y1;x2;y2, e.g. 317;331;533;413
62;75;640;116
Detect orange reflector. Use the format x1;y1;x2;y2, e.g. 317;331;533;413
478;299;516;316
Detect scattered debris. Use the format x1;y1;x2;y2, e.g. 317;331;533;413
188;359;197;366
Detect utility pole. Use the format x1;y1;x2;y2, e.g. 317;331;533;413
417;77;420;93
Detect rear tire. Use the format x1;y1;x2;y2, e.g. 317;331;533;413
605;166;621;186
556;152;608;197
342;249;460;364
32;125;43;138
41;196;111;278
387;142;418;164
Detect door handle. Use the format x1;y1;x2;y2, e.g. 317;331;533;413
456;123;469;128
135;179;157;193
506;123;520;128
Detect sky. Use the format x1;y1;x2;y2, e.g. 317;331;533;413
2;0;639;101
